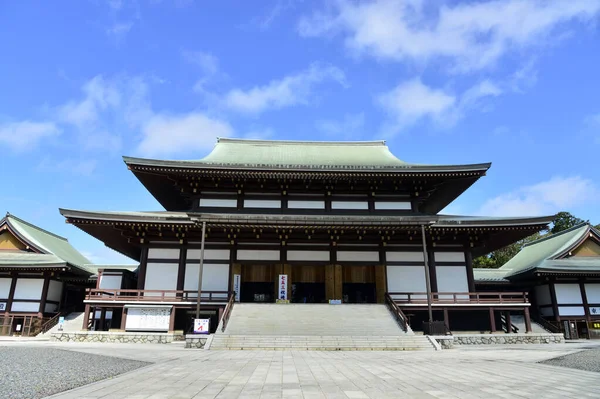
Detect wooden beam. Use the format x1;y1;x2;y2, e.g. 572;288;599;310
524;307;532;333
5;275;17;314
176;246;187;292
443;308;450;330
120;308;127;330
38;275;50;315
549;281;560;322
581;282;591;323
465;250;476;292
489;307;496;333
82;304;91;331
169;307;176;332
137;246;149;290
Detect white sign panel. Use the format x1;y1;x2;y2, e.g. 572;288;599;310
0;302;6;311
590;307;600;316
278;274;288;300
193;318;210;334
233;274;241;302
125;306;171;332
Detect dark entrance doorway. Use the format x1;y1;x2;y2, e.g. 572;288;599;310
342;265;376;303
240;265;275;303
292;265;326;303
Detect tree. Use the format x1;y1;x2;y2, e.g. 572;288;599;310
551;212;585;234
595;224;600;231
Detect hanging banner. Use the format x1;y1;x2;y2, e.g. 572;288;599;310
278;274;288;300
233;274;241;302
193;318;210;334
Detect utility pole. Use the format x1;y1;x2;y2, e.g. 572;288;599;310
195;221;206;319
421;224;433;323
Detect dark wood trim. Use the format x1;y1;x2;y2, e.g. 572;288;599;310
6;276;17;313
444;307;450;330
82;304;90;330
489;307;496;332
580;282;591;322
120;308;127;330
176;246;187;291
38;275;50;313
465;250;475;292
96;269;103;289
137;247;148;290
549;281;559;321
427;248;438;293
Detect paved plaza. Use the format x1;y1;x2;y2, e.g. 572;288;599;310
2;341;600;399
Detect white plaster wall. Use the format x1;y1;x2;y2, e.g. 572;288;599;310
287;250;330;261
558;306;585;316
386;265;426;299
187;249;230;260
386;252;424;262
46;280;63;302
147;248;180;260
237;249;280;261
555;284;583;304
184;263;229;299
14;279;43;300
585;283;600;303
535;285;552;306
331;201;369;210
288;200;325;209
144;263;178;296
0;278;11;298
337;251;379;262
436;266;469;299
374;201;411;210
244;199;281;208
99;275;122;290
434;252;466;263
199;198;237;207
11;302;40;312
45;303;58;313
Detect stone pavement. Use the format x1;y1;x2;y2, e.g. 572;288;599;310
4;341;600;399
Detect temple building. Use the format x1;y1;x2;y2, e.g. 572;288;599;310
0;213;94;336
58;138;557;336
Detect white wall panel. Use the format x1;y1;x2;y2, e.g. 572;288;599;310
585;283;600;303
434;252;466;263
14;279;43;300
337;251;379;262
287;250;330;261
386;252;424;262
199;198;237;207
386;265;427;299
99;275;122;290
244;199;281;208
374;201;411;210
535;285;552;306
0;278;12;298
144;263;178;296
555;284;583;304
187;249;230;260
184;263;229;299
46;280;63;302
288;200;325;209
147;248;180;260
558;306;585;316
45;303;59;313
11;301;40;312
331;201;369;210
237;249;280;261
436;266;469;299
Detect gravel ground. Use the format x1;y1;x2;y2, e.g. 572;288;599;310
540;348;600;373
0;347;150;399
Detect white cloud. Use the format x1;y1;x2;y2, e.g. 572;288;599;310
182;50;219;76
316;113;365;139
298;0;600;72
137;112;234;157
477;176;598;217
0;121;60;151
221;63;347;114
106;22;133;39
59;76;121;128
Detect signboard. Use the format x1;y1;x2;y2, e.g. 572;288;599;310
276;299;289;304
590;307;600;316
125;306;171;332
590;321;600;330
58;316;65;331
278;274;287;300
16;324;21;332
0;302;6;311
329;299;342;305
193;318;210;334
233;274;241;302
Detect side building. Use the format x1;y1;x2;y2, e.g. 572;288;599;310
60;138;554;335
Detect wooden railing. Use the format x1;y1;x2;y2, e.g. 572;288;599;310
384;293;408;332
532;314;561;334
387;292;529;305
85;289;231;302
39;312;62;335
221;293;236;332
500;313;519;333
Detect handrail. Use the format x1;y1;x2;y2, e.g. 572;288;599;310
85;288;231;302
384;293;408;332
387;291;529;304
221;293;235;332
500;314;519;333
531;314;561;334
40;313;62;335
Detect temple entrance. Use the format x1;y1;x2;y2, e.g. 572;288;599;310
342;265;376;304
240;264;275;303
291;265;326;303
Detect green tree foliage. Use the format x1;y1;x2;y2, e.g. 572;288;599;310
551;211;585;234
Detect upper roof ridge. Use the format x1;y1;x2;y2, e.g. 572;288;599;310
216;137;387;146
522;221;589;248
3;213;68;242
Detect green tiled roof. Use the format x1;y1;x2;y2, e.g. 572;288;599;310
0;252;66;267
123;138;492;172
1;213;92;274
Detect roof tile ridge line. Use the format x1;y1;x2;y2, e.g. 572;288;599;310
551;224;595;260
7;214;69;242
216;137;387;146
521;222;588;249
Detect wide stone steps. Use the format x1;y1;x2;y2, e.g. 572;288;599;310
210;335;435;351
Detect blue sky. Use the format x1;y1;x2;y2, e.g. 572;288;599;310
1;0;600;264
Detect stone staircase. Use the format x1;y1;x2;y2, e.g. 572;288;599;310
506;315;550;334
211;304;436;351
39;312;84;336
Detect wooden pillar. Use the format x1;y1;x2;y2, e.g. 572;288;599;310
82;304;90;331
427;249;438;293
137;247;149;290
581;282;591;322
465;250;476;292
5;275;17;314
38;275;50;315
489;307;496;333
549;282;560;322
169;307;176;332
120;307;127;330
505;311;512;333
99;308;106;331
374;265;386;304
176;246;187;292
325;264;335;300
443;308;450;330
524;307;532;333
334;264;343;300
